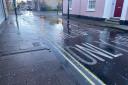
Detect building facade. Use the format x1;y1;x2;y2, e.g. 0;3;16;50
32;0;62;11
63;0;128;25
0;0;8;25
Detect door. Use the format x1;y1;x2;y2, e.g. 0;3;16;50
114;0;124;17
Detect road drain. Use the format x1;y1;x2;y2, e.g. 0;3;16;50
0;47;50;57
32;42;41;47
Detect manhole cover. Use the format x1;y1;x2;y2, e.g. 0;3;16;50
32;42;41;47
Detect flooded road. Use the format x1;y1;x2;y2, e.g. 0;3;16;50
34;12;128;84
1;11;128;85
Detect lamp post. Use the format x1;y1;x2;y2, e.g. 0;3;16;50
62;0;63;15
13;0;17;17
13;0;20;33
57;2;59;15
1;0;7;20
67;0;70;20
67;0;70;33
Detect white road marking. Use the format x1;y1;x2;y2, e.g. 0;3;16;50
66;47;97;65
115;36;128;43
46;38;105;85
76;45;105;62
112;41;128;48
49;42;99;85
85;43;123;58
82;43;113;59
95;40;128;53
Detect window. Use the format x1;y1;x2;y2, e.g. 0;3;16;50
87;0;96;11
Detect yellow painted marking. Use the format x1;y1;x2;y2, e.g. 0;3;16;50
46;38;105;85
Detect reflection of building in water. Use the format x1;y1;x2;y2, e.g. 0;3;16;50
99;29;118;54
32;0;62;11
99;29;110;43
5;0;13;11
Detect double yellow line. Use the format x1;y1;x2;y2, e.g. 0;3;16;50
46;37;105;85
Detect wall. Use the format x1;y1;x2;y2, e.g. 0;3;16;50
63;0;68;13
103;0;116;19
63;0;106;18
126;7;128;20
121;0;128;20
80;0;105;18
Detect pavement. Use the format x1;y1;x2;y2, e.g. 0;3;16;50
63;16;128;31
0;11;128;85
0;12;82;85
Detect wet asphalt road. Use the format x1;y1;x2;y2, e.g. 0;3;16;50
0;12;82;85
0;11;128;85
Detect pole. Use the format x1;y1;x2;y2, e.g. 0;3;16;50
67;0;70;33
13;0;20;33
67;0;70;20
57;3;59;15
1;0;7;20
62;0;63;15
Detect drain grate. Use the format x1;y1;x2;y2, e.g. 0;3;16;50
32;42;41;47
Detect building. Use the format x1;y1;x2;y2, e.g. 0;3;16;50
32;0;62;11
44;0;62;9
63;0;128;25
0;0;8;26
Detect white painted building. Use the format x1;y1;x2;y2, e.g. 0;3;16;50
103;0;128;25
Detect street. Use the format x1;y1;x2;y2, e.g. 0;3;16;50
0;11;128;85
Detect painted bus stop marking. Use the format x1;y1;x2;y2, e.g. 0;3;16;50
76;45;105;62
95;40;128;53
84;43;123;58
64;42;123;65
66;47;97;65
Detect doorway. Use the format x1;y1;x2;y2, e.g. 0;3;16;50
114;0;124;17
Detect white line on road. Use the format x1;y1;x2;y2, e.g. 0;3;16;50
46;38;105;85
95;40;128;53
82;43;113;59
66;47;97;65
76;45;105;62
85;43;123;58
111;41;128;48
49;42;95;85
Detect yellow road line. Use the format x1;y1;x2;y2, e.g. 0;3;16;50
46;38;105;85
